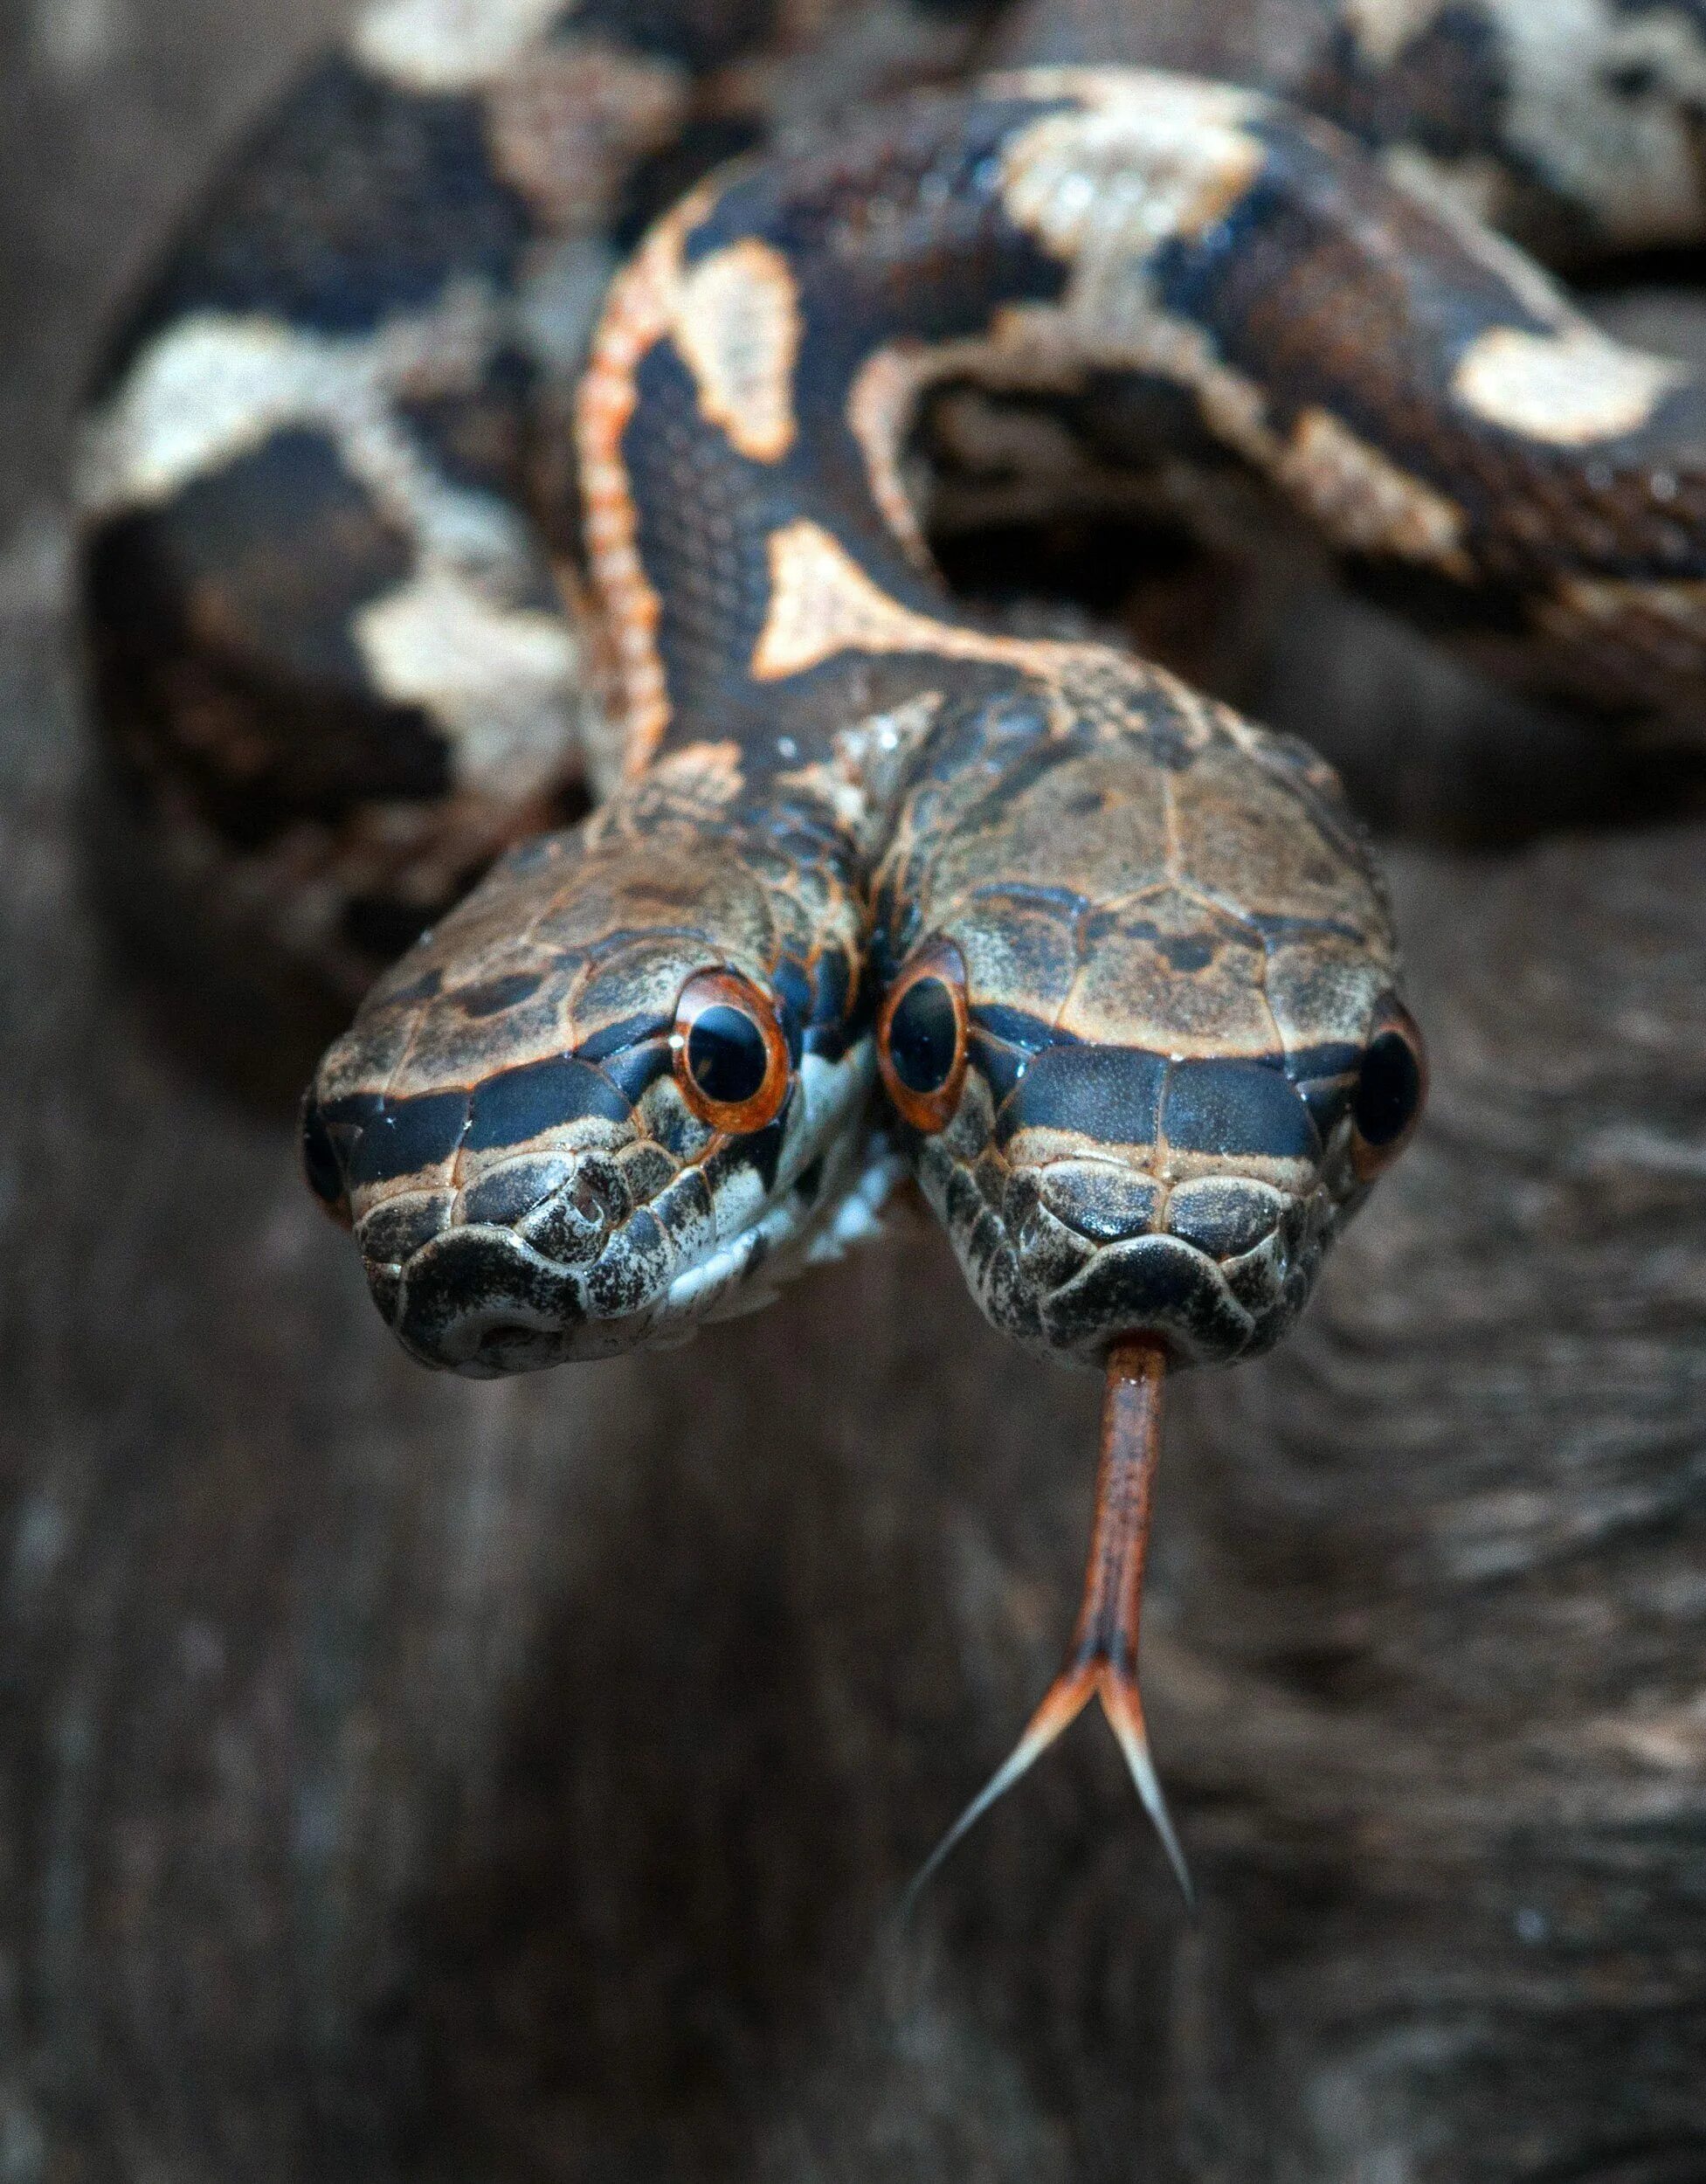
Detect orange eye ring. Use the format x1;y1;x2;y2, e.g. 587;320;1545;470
878;936;970;1135
1350;996;1428;1181
672;969;792;1135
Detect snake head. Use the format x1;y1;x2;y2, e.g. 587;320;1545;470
300;764;877;1375
872;671;1426;1368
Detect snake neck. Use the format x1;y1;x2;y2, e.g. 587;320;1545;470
584;65;1706;774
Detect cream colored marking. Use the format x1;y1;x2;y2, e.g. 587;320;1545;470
777;692;943;847
78;287;501;526
1277;409;1470;572
847;325;1103;547
675;239;803;462
77;294;586;784
1544;573;1706;632
356;570;581;796
752;518;1111;683
649;739;748;804
351;0;570;91
993;69;1266;259
846;347;932;559
1453;324;1685;445
1482;0;1706;247
1339;0;1452;66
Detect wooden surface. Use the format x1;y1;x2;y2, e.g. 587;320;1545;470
4;5;1706;2179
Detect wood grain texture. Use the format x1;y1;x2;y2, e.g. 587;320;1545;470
3;4;1705;2178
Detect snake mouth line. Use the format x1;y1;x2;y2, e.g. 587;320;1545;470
377;1116;892;1375
930;1156;1336;1369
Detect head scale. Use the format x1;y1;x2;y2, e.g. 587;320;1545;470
301;770;874;1374
873;667;1426;1372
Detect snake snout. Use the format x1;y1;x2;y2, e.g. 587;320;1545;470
364;1147;659;1374
974;1158;1319;1367
388;1222;590;1377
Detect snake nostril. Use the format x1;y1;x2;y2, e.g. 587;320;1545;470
573;1172;613;1224
518;1155;631;1264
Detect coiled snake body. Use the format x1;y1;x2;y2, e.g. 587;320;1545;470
78;0;1706;1886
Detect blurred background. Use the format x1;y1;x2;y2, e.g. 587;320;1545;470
4;3;1706;2178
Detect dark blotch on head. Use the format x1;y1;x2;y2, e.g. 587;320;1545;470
998;1046;1165;1150
1288;1041;1362;1139
599;1039;674;1107
805;946;860;1061
772;957;812;1062
576;1011;673;1064
463;1158;570;1227
704;1108;789;1197
1163;1060;1319;1161
1041;1234;1249;1358
466;1056;632;1151
968;1028;1031;1108
459;971;545;1018
342;1089;470;1186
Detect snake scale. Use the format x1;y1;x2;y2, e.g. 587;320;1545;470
77;0;1706;1890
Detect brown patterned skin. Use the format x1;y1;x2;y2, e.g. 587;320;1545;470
315;53;1705;1372
551;73;1432;1371
77;1;1706;992
306;745;877;1369
84;6;1706;1371
74;0;996;990
992;0;1706;263
868;658;1403;1364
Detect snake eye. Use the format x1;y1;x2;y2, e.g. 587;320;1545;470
879;937;969;1134
673;969;791;1133
1350;998;1427;1180
300;1090;352;1229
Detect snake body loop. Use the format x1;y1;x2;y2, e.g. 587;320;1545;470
78;2;1706;1373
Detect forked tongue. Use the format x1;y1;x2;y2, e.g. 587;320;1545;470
903;1337;1192;1911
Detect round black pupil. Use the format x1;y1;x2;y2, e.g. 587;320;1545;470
687;1003;770;1108
889;977;959;1095
1354;1031;1422;1147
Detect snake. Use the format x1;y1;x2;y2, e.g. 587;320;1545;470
76;0;1706;1893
